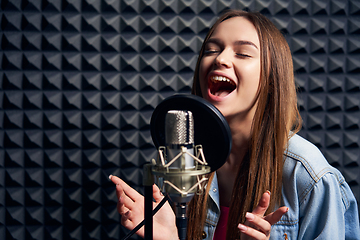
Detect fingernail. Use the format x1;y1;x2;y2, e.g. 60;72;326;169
118;196;121;202
266;190;271;196
245;212;254;221
238;223;247;232
286;207;289;212
109;175;113;180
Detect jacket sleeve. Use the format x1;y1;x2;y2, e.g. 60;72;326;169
298;171;360;240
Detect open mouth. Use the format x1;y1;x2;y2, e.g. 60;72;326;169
209;76;236;97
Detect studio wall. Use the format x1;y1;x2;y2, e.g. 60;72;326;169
0;0;359;239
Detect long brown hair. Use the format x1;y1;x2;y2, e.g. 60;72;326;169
187;10;302;239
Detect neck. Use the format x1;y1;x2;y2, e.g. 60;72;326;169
227;113;253;162
216;114;252;206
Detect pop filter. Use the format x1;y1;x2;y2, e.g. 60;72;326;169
150;94;232;172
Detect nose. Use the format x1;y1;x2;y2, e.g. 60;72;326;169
214;48;232;68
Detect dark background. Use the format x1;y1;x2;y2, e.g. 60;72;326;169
0;0;359;239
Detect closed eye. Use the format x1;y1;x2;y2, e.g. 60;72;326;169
204;50;219;54
236;53;251;58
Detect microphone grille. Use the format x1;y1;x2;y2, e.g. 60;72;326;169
165;110;194;145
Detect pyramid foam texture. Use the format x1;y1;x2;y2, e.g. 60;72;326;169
1;0;360;239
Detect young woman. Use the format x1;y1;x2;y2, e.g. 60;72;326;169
110;10;360;240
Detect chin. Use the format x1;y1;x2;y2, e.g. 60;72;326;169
209;102;231;116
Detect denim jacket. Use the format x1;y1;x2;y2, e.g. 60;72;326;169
203;134;360;239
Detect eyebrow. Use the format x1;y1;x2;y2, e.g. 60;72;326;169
234;40;258;49
206;38;258;50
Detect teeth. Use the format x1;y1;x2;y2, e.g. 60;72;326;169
211;76;235;85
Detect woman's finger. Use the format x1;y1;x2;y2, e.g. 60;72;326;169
117;192;134;215
116;184;138;209
152;184;164;203
110;175;142;202
239;192;288;239
117;202;130;216
264;206;289;225
244;212;271;236
238;223;267;240
121;210;135;228
251;191;271;217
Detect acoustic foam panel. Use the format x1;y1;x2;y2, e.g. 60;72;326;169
0;0;359;239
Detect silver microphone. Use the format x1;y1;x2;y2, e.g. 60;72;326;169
149;94;232;240
152;110;210;240
153;110;210;202
165;110;195;170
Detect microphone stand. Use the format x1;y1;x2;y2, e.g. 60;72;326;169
143;165;192;240
143;164;154;240
175;202;187;240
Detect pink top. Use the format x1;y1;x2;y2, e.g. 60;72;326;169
213;205;229;240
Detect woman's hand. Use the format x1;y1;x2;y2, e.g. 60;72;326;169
109;175;179;240
238;191;288;240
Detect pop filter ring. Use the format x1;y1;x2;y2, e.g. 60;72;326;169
150;94;232;172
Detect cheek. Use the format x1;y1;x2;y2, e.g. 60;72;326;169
199;58;208;79
236;65;261;102
198;59;210;90
242;61;261;77
243;78;260;101
238;63;261;89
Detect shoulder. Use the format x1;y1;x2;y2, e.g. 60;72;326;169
282;134;348;205
277;134;360;239
283;133;344;184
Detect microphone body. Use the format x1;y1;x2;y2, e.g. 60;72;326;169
152;110;210;240
144;94;231;240
164;110;196;203
166;110;194;240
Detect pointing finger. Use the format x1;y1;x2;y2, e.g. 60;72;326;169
252;191;271;217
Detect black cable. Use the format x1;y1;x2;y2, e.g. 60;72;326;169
121;194;170;240
144;185;153;240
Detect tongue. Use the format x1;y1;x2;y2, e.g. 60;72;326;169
214;91;231;97
210;81;235;97
213;85;234;97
